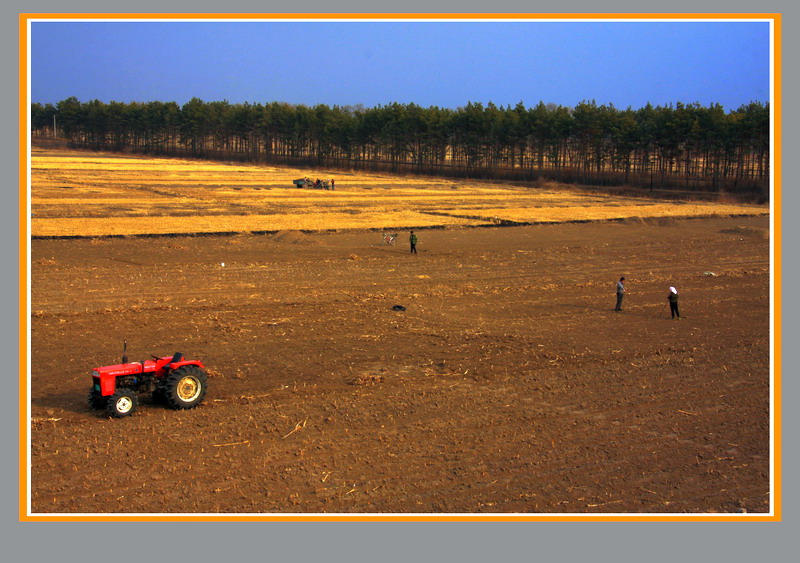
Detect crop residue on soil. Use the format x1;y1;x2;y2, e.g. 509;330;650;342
29;215;771;515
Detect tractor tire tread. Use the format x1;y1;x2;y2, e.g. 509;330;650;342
106;388;138;418
163;365;208;410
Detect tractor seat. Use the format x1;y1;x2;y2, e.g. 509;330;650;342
170;352;184;364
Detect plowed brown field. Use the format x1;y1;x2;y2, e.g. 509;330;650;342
28;147;772;515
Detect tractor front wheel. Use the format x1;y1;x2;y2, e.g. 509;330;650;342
163;365;208;410
106;388;138;418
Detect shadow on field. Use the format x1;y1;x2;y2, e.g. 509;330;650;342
31;390;169;416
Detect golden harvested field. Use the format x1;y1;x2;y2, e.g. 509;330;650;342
29;147;767;237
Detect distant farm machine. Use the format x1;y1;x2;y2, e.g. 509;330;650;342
88;342;209;418
293;177;333;190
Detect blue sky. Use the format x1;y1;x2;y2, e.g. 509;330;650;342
30;19;771;111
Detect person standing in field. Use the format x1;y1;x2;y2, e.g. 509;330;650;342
615;277;625;311
409;230;418;254
668;286;680;319
331;178;335;190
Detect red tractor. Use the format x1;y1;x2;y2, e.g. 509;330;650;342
88;342;209;418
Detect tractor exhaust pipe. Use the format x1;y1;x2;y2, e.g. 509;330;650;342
122;340;128;364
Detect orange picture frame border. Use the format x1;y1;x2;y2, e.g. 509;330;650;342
18;12;782;523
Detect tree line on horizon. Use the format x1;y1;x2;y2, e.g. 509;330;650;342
30;96;770;195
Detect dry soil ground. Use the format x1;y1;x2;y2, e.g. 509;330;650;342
29;214;771;514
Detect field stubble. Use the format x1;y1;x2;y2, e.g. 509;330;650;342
28;147;771;515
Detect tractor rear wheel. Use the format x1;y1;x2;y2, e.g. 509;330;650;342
106;388;138;418
163;365;208;410
88;388;106;410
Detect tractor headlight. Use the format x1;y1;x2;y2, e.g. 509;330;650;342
91;370;100;377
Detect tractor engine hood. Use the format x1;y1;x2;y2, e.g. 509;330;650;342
92;360;156;377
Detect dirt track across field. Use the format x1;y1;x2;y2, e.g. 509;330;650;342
30;215;771;514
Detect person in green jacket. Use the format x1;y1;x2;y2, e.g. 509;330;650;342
409;230;418;254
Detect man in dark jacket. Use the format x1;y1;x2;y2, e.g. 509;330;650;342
410;231;418;254
668;286;680;319
615;277;625;311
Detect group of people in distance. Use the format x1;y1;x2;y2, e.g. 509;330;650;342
380;230;417;255
615;276;681;319
312;178;334;190
295;177;335;190
384;231;681;319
